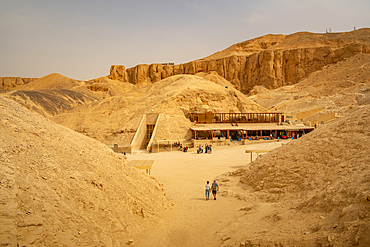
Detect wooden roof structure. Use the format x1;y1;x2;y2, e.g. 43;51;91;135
127;160;154;175
190;123;314;131
188;112;282;124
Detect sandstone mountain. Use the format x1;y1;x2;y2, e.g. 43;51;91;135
1;30;370;148
0;96;169;246
0;77;38;89
0;73;136;117
17;73;83;91
217;104;370;246
250;53;370;118
3;29;370;97
50;74;264;147
109;28;370;93
1;28;370;246
1;88;97;117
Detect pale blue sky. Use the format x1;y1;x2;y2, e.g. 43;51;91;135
1;0;369;80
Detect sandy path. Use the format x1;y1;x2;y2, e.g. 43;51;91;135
128;142;283;247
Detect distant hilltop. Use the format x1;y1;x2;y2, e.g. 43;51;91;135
109;28;370;93
1;29;370;94
0;77;38;89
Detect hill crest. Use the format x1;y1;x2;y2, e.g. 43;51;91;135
109;28;370;93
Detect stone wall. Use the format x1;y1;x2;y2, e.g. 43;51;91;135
109;43;370;93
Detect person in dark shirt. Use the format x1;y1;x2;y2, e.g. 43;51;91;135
211;180;219;200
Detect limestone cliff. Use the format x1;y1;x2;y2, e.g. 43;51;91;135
109;29;370;93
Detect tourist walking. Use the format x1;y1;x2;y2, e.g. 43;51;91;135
211;180;219;200
205;181;210;200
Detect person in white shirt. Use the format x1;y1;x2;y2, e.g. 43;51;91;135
205;181;211;200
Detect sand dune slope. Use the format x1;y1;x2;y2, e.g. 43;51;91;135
0;73;138;117
3;89;97;117
0;96;169;246
51;75;265;146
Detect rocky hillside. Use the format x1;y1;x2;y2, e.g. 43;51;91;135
0;95;169;246
0;73;136;117
1;89;97;117
51;74;265;146
250;53;370;122
218;104;370;246
0;77;38;89
2;29;370;148
109;29;370;93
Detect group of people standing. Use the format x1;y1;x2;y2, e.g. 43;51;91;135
196;144;212;154
205;180;219;200
179;144;189;152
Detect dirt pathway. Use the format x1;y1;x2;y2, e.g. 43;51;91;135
127;142;283;247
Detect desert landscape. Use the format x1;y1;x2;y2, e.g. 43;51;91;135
1;28;370;246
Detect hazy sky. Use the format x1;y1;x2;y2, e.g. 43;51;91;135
1;0;369;80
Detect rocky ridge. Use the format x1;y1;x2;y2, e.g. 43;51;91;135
250;53;370;121
109;29;370;93
0;77;38;89
50;74;264;147
0;73;137;117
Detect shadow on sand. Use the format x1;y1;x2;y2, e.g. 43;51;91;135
190;198;209;201
230;165;244;169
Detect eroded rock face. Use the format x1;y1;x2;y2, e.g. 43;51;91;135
0;77;37;89
109;30;370;93
109;65;128;82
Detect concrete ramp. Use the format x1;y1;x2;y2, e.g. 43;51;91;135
130;115;147;152
129;113;160;153
146;114;162;152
